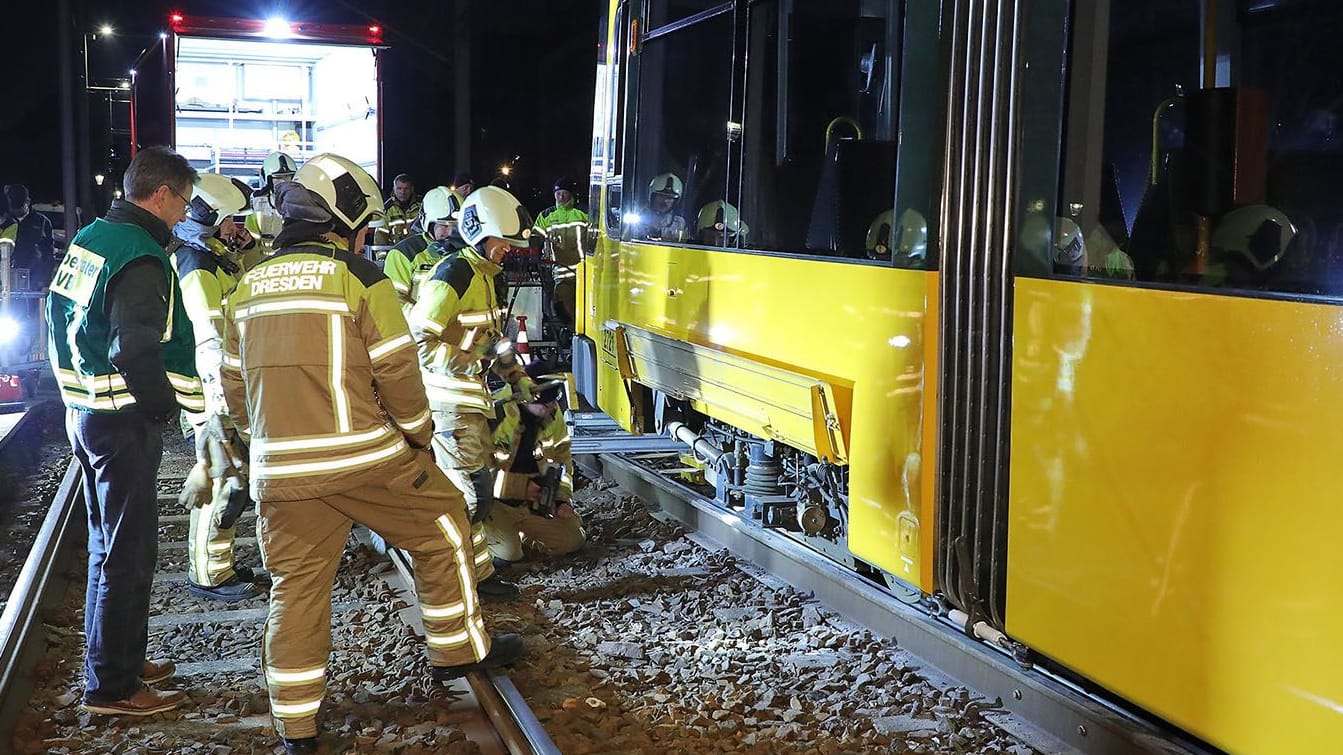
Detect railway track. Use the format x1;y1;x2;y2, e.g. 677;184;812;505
572;427;1203;755
0;455;558;754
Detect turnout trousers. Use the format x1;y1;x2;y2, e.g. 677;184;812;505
430;410;496;582
257;451;490;739
484;503;586;562
187;482;241;587
67;408;163;703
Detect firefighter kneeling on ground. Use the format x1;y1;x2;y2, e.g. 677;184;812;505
409;186;537;602
486;366;586;568
220;153;523;755
172;172;269;601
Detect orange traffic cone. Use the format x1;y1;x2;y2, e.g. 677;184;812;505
515;315;532;365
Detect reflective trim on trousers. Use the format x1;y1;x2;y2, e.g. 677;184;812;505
267;666;327;685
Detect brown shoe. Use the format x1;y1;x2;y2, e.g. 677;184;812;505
143;659;175;685
84;685;186;716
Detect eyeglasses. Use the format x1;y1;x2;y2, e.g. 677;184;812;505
166;185;191;209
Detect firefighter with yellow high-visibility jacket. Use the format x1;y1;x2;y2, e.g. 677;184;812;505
382;186;463;315
170;172;269;602
486;370;585;565
408;185;536;602
533;177;589;325
220;154;523;755
244;151;297;268
372;172;422;249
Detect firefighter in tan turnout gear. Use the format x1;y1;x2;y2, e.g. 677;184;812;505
220;154;523;754
408;186;535;601
171;172;269;601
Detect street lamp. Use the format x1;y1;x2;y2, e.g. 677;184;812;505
98;24;114;36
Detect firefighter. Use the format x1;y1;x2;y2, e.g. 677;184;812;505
1;183;56;288
533;177;589;325
375;173;421;248
486;369;585;566
696;200;749;246
244;150;298;265
383;186;462;313
46;146;204;715
645;172;686;241
221;153;522;754
408;186;537;602
170;172;269;602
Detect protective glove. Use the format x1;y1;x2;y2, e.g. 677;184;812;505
179;461;212;510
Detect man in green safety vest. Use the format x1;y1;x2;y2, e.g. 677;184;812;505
46;146;205;717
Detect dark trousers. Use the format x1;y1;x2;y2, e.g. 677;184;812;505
67;408;162;702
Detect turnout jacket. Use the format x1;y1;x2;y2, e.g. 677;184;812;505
221;238;434;502
409;245;525;416
171;222;242;423
381;230;438;312
491;383;573;504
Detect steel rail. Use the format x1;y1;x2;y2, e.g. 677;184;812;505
0;461;83;739
384;546;559;755
587;451;1209;755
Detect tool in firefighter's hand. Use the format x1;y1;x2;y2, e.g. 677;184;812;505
531;466;564;517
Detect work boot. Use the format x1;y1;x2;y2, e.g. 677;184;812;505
233;564;272;586
476;574;520;601
188;576;262;602
84;686;187;716
431;633;525;681
491;556;519;571
281;736;319;754
142;659;175;685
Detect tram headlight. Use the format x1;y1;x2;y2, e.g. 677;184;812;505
0;316;21;346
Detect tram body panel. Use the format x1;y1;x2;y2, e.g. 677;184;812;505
587;235;938;589
1006;277;1343;754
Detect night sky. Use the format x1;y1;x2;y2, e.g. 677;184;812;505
1;0;601;219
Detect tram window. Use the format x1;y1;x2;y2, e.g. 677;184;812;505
627;9;734;244
1027;0;1343;298
737;0;936;267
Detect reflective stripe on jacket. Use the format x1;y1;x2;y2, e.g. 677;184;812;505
408;246;524;415
172;236;239;423
222;241;433;501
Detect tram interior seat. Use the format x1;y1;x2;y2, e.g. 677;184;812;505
805;139;897;259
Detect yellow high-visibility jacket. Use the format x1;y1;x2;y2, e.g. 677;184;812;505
408;246;525;416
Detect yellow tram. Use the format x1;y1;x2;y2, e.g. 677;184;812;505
573;1;1343;752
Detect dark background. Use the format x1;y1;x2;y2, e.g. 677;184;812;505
1;0;600;219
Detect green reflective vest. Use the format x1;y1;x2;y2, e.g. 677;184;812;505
47;218;202;413
534;205;590;267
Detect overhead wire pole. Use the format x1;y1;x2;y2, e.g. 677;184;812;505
454;0;471;173
59;0;79;241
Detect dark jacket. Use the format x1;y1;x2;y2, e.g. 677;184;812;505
1;210;56;287
103;200;180;417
